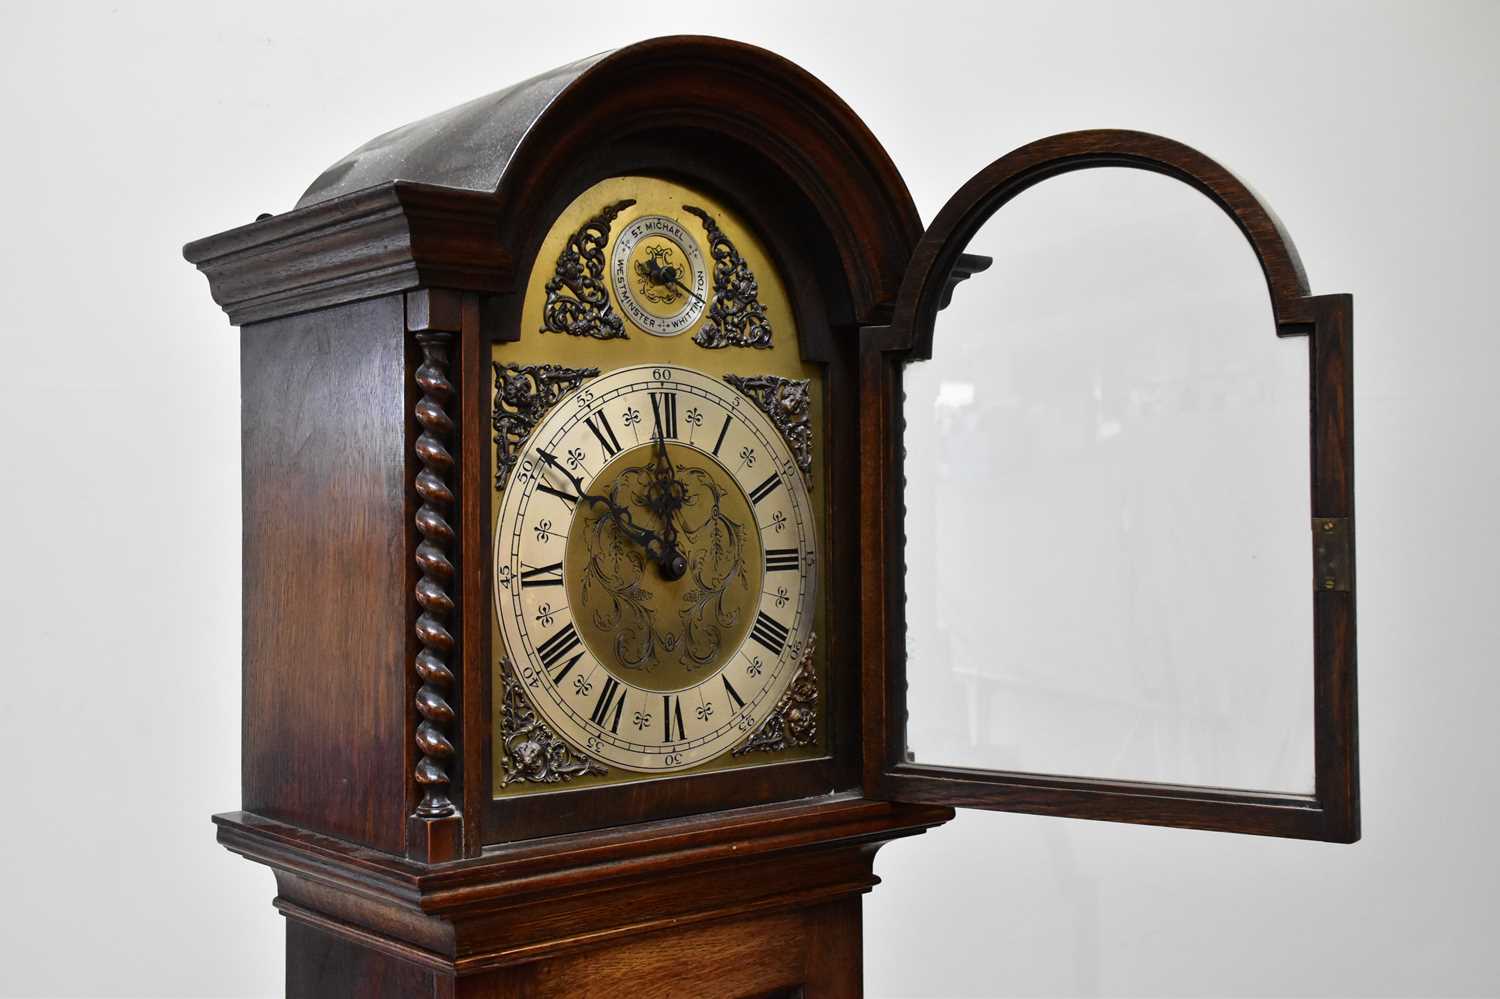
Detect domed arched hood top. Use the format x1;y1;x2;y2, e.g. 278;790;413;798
187;36;922;328
296;50;611;209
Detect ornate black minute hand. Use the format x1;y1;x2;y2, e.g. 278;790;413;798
651;419;697;581
667;273;706;306
646;424;690;580
537;449;687;579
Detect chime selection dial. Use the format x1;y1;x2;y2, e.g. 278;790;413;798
609;214;709;336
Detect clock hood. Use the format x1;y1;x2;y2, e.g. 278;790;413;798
186;36;921;329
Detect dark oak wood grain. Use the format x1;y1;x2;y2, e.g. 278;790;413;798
286;921;435;999
185;185;512;327
222;796;950;995
280;896;856;998
455;900;862;998
240;295;412;853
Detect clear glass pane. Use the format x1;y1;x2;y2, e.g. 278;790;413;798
903;169;1313;794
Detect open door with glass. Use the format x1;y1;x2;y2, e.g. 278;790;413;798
861;131;1358;842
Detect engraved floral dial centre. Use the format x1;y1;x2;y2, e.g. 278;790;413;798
564;441;763;692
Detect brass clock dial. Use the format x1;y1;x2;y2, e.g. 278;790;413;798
609;214;709;336
496;365;817;773
492;175;826;795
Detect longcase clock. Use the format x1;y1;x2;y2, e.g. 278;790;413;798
185;35;1359;998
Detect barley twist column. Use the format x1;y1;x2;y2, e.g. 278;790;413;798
413;331;457;820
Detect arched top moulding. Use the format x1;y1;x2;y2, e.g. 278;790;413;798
184;36;923;328
883;129;1324;361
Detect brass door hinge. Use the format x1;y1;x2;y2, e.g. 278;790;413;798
1313;517;1353;592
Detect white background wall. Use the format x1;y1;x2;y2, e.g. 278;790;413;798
2;2;1495;996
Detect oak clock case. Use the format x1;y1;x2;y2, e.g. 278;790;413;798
492;178;824;792
182;34;1358;999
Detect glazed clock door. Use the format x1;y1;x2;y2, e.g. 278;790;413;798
861;131;1359;842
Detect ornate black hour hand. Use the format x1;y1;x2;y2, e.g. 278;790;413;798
537;449;687;579
537;448;644;536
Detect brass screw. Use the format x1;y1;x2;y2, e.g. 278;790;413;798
1320;520;1336;533
1322;577;1337;590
